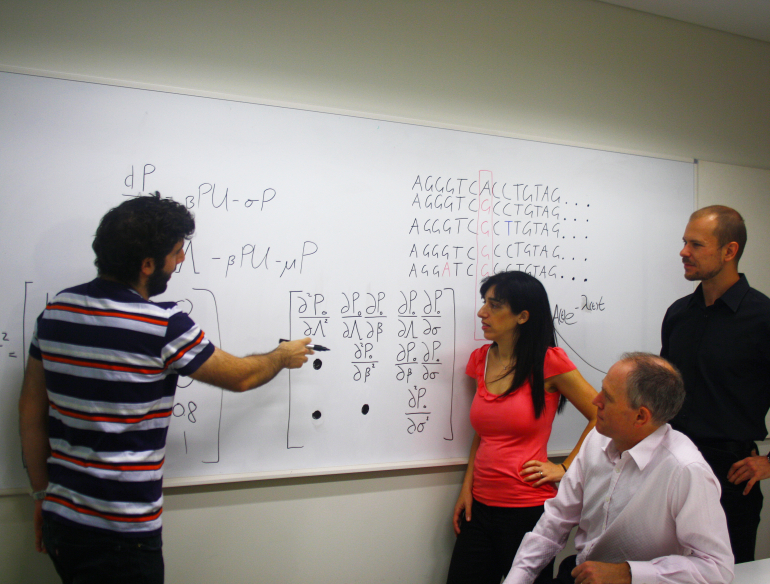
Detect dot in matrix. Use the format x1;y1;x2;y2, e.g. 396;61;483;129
361;404;370;415
313;359;322;370
312;410;322;420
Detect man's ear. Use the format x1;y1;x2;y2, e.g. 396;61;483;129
636;406;653;427
722;241;739;264
140;257;156;277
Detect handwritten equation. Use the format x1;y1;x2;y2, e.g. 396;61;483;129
285;288;457;449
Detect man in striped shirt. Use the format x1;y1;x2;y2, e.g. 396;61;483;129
19;193;313;583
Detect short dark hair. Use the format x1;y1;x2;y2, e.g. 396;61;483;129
92;192;195;284
620;353;684;424
479;271;560;417
691;205;747;264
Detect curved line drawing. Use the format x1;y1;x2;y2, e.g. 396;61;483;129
193;287;224;464
287;291;304;449
554;327;608;375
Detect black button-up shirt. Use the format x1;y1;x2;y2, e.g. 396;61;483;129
661;274;770;441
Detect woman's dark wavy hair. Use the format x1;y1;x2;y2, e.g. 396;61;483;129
479;271;565;418
92;192;195;284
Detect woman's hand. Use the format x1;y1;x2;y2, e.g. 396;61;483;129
452;485;473;536
521;459;565;487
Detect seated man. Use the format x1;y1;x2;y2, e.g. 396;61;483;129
503;353;733;584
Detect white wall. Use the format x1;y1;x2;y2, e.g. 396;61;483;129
2;1;769;582
698;161;770;296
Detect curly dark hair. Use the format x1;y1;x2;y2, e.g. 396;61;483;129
92;192;195;284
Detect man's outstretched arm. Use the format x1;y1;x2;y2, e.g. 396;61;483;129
189;338;312;392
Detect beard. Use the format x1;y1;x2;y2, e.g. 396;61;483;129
146;267;172;297
684;263;723;282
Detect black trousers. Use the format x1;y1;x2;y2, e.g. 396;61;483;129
693;438;763;564
553;555;577;584
42;515;164;584
446;499;554;584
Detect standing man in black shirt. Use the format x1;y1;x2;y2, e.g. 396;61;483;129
661;204;770;563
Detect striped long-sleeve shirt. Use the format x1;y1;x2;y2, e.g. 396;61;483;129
29;278;215;536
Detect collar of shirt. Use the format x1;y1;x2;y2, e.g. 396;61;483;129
689;273;750;312
95;277;144;298
601;424;670;471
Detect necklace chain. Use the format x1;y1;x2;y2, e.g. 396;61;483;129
494;347;514;372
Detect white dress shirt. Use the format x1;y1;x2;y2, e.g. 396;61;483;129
503;425;734;584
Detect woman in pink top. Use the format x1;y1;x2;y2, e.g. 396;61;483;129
446;271;597;584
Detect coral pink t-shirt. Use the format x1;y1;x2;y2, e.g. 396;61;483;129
466;344;576;507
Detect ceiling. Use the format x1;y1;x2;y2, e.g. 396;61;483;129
597;0;770;43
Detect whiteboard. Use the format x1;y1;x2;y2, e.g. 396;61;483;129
0;72;693;491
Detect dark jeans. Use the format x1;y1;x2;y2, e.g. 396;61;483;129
446;499;554;584
693;439;764;564
42;515;164;584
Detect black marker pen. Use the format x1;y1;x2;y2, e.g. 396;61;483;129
278;339;330;351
